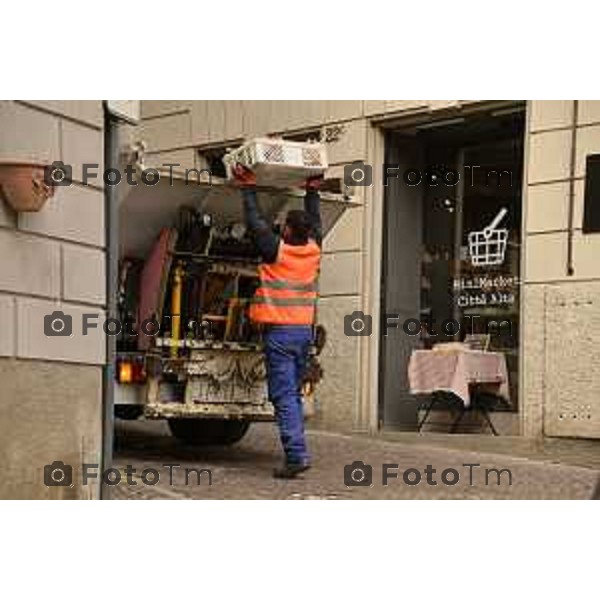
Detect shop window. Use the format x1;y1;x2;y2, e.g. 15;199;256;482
420;138;523;407
280;129;322;143
198;148;228;179
583;154;600;233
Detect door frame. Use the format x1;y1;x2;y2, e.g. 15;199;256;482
367;102;527;431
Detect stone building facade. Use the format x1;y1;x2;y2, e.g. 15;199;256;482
133;100;600;439
0;101;106;499
2;99;600;498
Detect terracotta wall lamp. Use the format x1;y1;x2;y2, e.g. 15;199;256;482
0;161;55;212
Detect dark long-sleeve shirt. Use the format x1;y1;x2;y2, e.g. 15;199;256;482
241;188;322;263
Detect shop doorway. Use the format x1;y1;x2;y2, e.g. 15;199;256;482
379;107;525;430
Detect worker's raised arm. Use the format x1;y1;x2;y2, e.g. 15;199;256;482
232;164;279;263
305;175;323;247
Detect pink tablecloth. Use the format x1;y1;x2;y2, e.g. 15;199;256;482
408;349;509;407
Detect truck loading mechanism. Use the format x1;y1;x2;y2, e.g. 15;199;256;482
115;167;353;445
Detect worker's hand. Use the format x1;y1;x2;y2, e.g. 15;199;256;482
305;174;324;191
232;163;257;188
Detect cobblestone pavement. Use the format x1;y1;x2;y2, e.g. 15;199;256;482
112;420;600;500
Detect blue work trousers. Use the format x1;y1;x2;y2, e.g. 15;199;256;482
263;325;312;465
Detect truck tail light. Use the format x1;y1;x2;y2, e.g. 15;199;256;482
117;359;146;384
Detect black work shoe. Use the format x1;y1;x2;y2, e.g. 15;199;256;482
273;463;312;479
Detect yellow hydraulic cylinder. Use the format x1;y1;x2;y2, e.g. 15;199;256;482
170;262;184;358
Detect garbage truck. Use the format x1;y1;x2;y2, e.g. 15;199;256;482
115;159;351;445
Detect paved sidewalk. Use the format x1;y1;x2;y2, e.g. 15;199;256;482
112;420;600;499
376;429;600;471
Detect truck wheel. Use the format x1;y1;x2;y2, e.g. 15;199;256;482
115;405;144;420
168;419;250;446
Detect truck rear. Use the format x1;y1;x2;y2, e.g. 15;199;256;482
115;167;350;445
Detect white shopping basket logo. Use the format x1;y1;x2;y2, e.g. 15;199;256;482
468;208;508;267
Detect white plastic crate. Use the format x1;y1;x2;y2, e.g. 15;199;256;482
468;208;509;267
223;137;328;187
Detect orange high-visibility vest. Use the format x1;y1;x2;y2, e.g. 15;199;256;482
250;240;321;325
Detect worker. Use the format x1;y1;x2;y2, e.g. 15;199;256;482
232;163;322;479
